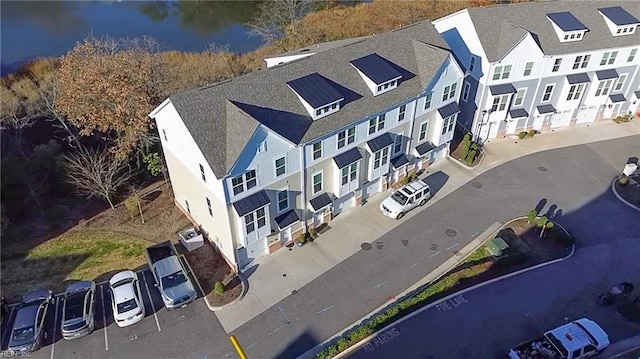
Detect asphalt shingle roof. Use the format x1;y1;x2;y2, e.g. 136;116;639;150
466;1;640;62
169;21;450;178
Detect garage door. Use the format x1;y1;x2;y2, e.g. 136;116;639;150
333;192;354;216
550;110;573;129
576;106;598;124
365;178;381;197
238;237;268;268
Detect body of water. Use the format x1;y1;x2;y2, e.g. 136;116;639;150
0;0;265;75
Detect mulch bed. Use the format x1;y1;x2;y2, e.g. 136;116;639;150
449;140;482;167
614;176;640;208
178;241;243;307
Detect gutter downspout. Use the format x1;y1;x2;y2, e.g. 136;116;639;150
299;145;308;233
475;60;494;142
527;67;545;129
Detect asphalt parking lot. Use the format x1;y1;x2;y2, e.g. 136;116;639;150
0;263;218;359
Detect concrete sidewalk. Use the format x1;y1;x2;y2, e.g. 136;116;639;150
213;120;639;333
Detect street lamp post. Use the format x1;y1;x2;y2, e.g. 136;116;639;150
476;109;491;143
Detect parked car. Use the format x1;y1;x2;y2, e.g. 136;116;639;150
146;241;197;310
380;179;431;219
8;289;53;354
61;281;96;340
109;271;145;327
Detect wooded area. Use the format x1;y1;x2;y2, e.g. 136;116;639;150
0;0;514;237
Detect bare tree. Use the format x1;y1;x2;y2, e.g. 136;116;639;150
245;0;313;44
63;147;134;209
124;185;146;223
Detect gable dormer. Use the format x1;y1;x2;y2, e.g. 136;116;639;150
286;73;344;120
546;12;588;43
350;53;402;96
598;6;640;37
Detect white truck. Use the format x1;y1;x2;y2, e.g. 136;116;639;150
379;179;431;219
508;318;610;359
146;241;197;310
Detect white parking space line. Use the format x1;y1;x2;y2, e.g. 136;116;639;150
142;272;162;332
100;286;109;351
50;297;61;359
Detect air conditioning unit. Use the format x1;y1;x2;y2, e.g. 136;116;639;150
179;228;204;252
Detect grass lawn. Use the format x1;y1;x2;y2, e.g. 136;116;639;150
1;230;149;302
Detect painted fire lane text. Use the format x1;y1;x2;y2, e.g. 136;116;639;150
362;328;401;353
436;294;468;312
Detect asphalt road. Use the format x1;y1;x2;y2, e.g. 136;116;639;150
1;135;638;359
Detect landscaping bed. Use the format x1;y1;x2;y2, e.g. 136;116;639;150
614;175;640;208
179;242;243;307
313;217;573;359
449;133;482;167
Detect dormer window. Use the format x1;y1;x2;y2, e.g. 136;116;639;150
598;6;640;37
350;53;402;96
287;73;344;120
547;12;588;43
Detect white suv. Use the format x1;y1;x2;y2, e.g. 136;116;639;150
380;179;431;219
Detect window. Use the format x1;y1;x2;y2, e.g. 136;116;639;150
341;163;357;185
566;84;585;101
523;62;533;76
514;88;526;107
185;200;191;214
493;66;503;80
206;197;213;217
441;115;455;135
231;169;257;195
337;126;356;149
462;82;471;102
423;92;432;110
552;58;562;72
256;207;266;228
398;105;406;121
312;171;323;194
313;142;322;160
277;189;288;212
373;147;389;169
469;57;476;72
418;122;429;142
629;49;638;62
331;103;338;110
492;65;511;80
369;114;386;135
614;74;627;92
491;95;509;112
601;51;618;65
257;141;267;153
570;34;575;40
393;135;403;154
564;35;569;40
199;164;206;182
442;83;457;101
572;56;582;70
162;129;168;142
595;80;613;96
315;109;322;116
580;54;590;68
275;156;286;177
608;51;618;64
576;32;582;39
574;55;590;69
245;213;255;234
542;84;554;102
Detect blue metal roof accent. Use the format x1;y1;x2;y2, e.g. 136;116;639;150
233;190;271;216
596;69;619;80
437;102;460;118
566;73;590;84
415;142;436;156
609;94;626;103
309;193;333;212
286;73;344;108
333;147;362;168
390;154;410;169
546;12;588;31
509;108;529;118
537;104;556;114
350;53;402;85
598;6;640;26
489;84;516;95
367;133;394;152
275;209;299;229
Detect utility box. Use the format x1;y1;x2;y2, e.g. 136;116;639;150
179;228;204;252
623;163;637;176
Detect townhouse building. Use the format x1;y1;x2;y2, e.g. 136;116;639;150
149;21;465;271
433;1;640;142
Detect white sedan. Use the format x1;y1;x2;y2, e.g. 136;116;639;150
108;271;145;327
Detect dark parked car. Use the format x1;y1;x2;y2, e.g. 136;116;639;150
61;281;96;340
8;289;53;354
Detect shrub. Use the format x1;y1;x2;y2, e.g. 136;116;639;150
465;150;477;165
470;143;479;151
518;131;527;139
546;221;554;230
309;226;317;238
401;176;410;185
461;134;471;157
214;281;224;296
536;216;548;228
618;174;629;186
297;232;307;243
527;129;536;138
527;209;538;224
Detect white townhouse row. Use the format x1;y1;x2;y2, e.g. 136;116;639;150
149;21;465;270
433;1;640;142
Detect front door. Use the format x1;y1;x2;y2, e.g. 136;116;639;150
280;227;291;244
532;116;544;130
314;211;324;227
506;119;518;134
340;162;359;195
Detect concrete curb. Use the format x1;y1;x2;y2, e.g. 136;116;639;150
204;273;248;312
446;150;486;170
301;218;575;359
611;178;640;213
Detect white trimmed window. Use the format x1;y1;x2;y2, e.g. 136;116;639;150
312;171;323;194
206;197;213;217
441;115;455;135
244;208;266;234
566;84;585;101
393;134;403;154
275;156;286;177
552;58;562;72
199;164;206;182
462;82;471;102
469;57;476;72
257;141;267;154
600;51;618;65
542;85;554;102
312;141;322;160
373;147;390;169
514;89;526;107
231;169;257;195
442;82;457;101
277;189;289;212
423;92;433;110
628;49;637;62
368;114;386;135
523;62;533;76
418;122;429;142
595;80;613;96
614;74;627;92
337;126;356;149
493;65;512;80
491;95;509;112
573;55;590;69
398;105;406;121
162;129;168;142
